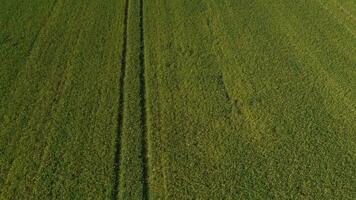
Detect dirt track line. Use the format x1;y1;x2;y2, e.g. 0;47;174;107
139;0;149;199
112;0;129;199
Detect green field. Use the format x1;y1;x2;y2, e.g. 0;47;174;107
0;0;355;199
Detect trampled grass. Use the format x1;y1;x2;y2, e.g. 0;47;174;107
0;0;355;199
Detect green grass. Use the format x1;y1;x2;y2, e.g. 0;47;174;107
0;0;355;199
0;0;125;198
144;0;355;199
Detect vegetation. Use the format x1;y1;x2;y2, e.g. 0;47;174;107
0;0;355;199
144;0;355;199
0;0;125;198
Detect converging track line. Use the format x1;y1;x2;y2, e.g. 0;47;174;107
112;0;129;199
139;0;149;199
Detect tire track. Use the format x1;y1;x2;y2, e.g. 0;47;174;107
112;0;129;199
139;0;149;199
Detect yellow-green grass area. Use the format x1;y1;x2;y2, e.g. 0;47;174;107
145;0;355;199
319;0;356;35
0;0;126;199
0;0;355;199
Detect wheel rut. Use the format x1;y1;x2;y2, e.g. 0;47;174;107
112;0;129;199
139;0;149;199
112;0;149;198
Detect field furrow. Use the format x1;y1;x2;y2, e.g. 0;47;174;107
111;0;129;199
139;0;150;198
115;0;150;199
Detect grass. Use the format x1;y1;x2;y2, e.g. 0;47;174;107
0;0;355;199
144;0;355;199
1;0;125;198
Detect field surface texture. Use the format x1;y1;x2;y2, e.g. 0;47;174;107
0;0;355;199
